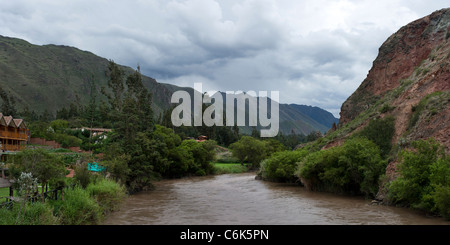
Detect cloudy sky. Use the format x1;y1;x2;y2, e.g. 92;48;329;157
0;0;448;117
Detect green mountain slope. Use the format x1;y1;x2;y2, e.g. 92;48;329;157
0;35;337;135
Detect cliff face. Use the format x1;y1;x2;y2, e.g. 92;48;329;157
338;8;450;153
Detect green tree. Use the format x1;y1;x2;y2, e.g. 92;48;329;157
10;149;66;195
358;116;395;158
0;87;17;116
260;149;309;182
179;140;216;176
49;119;69;133
229;136;267;168
297;137;386;197
103;60;125;112
101;61;156;192
101;142;130;186
387;139;450;219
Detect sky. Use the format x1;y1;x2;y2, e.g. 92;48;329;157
0;0;448;117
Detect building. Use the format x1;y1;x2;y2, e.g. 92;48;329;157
0;113;30;152
196;135;208;142
79;127;112;137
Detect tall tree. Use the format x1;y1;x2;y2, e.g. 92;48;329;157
103;60;125;112
103;61;155;192
0;87;17;116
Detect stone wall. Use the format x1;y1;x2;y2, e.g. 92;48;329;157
30;137;61;149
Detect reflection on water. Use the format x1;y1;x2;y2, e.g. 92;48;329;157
103;172;448;225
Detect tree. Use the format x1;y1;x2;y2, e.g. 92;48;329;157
387;139;449;219
10;149;66;196
0;87;17;116
101;61;157;192
104;62;154;151
358;116;395;158
297;137;386;197
14;172;38;224
259;149;309;182
103;60;125;112
229;136;267;168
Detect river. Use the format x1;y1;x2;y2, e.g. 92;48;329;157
102;172;449;225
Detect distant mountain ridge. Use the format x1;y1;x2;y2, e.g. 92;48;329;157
0;35;337;135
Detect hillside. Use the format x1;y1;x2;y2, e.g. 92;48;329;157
0;35;337;135
311;8;449;188
336;8;450;151
0;35;181;117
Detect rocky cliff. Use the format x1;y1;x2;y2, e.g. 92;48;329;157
337;8;450;154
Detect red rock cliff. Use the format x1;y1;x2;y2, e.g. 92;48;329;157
338;8;450;153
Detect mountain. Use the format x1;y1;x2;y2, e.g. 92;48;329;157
0;35;337;135
318;8;449;185
288;104;339;130
0;35;182;117
337;8;449;151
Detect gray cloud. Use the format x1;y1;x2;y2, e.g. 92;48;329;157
0;0;448;117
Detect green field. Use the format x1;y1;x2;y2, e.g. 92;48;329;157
213;163;249;174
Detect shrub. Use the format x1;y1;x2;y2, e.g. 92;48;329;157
297;137;387;197
178;140;216;176
259;149;309;182
0;202;58;225
86;178;127;214
74;162;92;189
57;186;102;225
387;139;450;219
166;145;193;178
380;104;395;113
229;136;268;168
358;116;395;158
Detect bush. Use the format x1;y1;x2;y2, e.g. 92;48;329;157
297;137;387;197
229;136;268;168
181;140;216;176
86;178;127;214
166;145;193;178
259;149;309;182
358;116;395;158
387;139;450;219
57;186;102;225
0;202;59;225
74;162;92;189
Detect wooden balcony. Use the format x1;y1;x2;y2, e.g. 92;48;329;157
0;131;28;141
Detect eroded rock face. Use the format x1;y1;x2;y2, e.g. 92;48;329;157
339;8;450;153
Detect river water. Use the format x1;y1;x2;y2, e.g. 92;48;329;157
103;172;448;225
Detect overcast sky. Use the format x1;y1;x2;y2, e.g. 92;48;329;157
0;0;448;117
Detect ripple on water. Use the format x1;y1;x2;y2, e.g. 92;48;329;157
103;173;449;225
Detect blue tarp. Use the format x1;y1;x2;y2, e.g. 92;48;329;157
88;162;106;172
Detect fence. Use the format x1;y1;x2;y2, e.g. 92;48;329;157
0;184;75;209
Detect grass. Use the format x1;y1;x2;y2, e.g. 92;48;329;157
0;187;9;197
213;163;249;174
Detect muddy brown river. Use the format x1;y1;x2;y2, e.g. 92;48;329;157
103;172;449;225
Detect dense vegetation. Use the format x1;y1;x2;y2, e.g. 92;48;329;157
0;147;126;225
297;137;387;197
386;139;450;219
253;113;449;220
1;58;448;222
0;177;126;225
